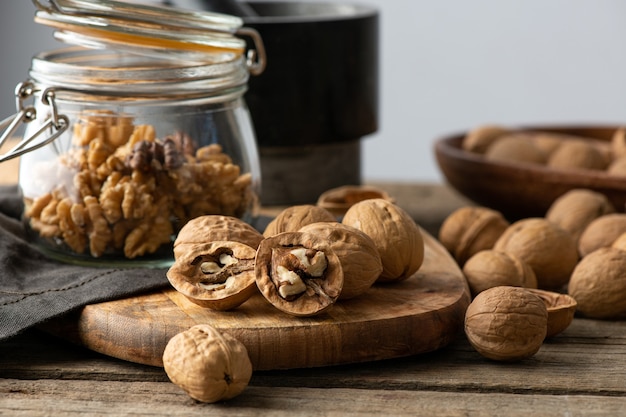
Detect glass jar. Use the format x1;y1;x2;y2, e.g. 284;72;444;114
0;0;266;267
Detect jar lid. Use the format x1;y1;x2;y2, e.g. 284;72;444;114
32;0;265;73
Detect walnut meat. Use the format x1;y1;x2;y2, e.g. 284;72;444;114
493;218;579;290
439;206;509;266
255;231;343;317
167;241;257;310
299;222;383;299
568;247;626;319
162;324;252;403
263;205;337;237
462;250;537;297
342;198;424;283
464;286;548;361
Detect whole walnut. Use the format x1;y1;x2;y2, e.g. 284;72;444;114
606;156;626;176
462;125;510;154
547;140;608;171
610;127;626;160
298;222;382;300
162;324;252;403
462;250;537;297
578;214;626;257
263;205;336;237
493;218;579;290
545;189;615;244
568;247;626;319
439;206;509;266
342;198;424;282
484;134;548;165
464;286;548;361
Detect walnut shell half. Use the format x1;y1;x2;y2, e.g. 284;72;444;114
255;231;343;317
167;240;257;310
173;215;264;260
525;288;577;338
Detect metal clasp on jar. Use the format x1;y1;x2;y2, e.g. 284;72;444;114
0;80;69;163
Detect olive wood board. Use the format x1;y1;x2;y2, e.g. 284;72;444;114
43;230;471;371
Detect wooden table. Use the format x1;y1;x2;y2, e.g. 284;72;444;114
2;181;626;416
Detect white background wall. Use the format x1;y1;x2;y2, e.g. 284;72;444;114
2;1;626;183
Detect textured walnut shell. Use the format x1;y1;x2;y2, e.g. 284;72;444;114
462;125;510;154
525;288;577;338
611;127;626;159
299;222;383;299
316;185;394;217
528;133;569;156
545;189;615;244
462;250;537;297
438;206;509;266
162;324;252;403
484;134;548;165
255;231;343;317
493;218;579;290
174;215;264;260
342;198;424;282
568;247;626;319
464;286;548;361
547;140;608;171
263;205;337;237
578;214;626;257
167;241;257;310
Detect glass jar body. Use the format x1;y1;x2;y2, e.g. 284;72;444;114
19;50;260;267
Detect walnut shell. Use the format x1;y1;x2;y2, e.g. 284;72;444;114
606;156;626;176
462;125;510;154
173;215;264;260
162;324;252;403
610;127;626;160
462;250;537;297
493;218;579;290
464;286;548;361
438;206;509;266
263;205;337;237
568;247;626;319
316;185;394;217
342;198;424;282
484;134;548;165
545;189;615;244
525;288;577;338
255;231;343;317
547;140;608;171
167;241;257;310
578;214;626;257
299;222;383;300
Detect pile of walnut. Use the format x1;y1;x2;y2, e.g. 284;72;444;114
463;124;626;175
164;194;425;402
23;111;253;259
166;196;425;317
440;187;626;361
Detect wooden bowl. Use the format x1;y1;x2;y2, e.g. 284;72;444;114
434;125;626;220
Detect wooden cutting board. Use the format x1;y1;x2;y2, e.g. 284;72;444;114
45;230;471;371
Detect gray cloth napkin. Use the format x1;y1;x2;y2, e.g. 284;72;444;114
0;185;170;341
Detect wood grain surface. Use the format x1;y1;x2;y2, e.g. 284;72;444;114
43;230;471;370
